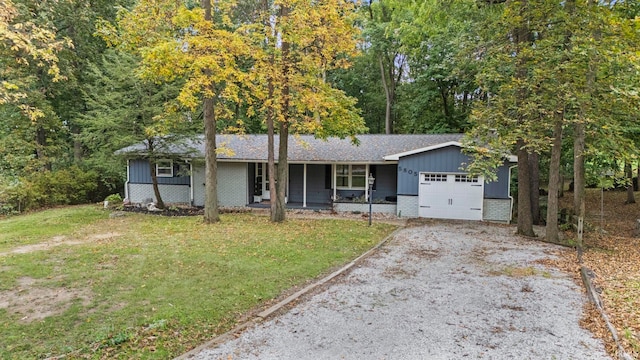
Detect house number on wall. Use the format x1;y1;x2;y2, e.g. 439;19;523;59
398;166;419;176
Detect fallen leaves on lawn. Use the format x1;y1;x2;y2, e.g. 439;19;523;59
560;189;640;359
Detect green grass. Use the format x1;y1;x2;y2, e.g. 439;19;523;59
0;205;108;252
487;265;551;278
0;207;397;359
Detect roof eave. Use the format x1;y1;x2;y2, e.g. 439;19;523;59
383;141;462;161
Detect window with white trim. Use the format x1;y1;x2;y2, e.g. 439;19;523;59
336;164;367;189
156;160;173;177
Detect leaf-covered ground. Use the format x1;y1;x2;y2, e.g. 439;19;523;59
559;189;640;358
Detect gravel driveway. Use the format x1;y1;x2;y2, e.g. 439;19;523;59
186;222;610;360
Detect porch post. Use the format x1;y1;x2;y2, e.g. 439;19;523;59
303;163;307;208
365;164;369;201
125;159;130;201
189;161;194;206
333;164;337;202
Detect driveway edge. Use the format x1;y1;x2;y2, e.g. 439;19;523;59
175;226;403;360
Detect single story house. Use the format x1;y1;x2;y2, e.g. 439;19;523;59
116;134;516;222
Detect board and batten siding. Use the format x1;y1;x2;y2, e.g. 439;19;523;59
397;146;468;195
128;159;190;185
396;146;511;200
483;164;511;199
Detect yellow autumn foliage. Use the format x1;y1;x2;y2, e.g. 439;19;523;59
0;0;71;120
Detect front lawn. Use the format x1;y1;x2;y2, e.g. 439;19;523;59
0;206;397;359
0;206;108;252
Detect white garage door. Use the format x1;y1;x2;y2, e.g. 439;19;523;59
419;173;484;220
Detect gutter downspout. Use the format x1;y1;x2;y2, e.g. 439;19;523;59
365;164;369;202
125;159;130;201
508;165;517;223
187;160;194;206
303;163;307;208
333;164;337;203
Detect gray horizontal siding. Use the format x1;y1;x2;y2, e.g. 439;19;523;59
129;159;190;185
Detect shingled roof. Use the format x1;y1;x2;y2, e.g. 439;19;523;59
117;134;465;163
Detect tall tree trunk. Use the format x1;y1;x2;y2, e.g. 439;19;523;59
267;82;276;220
203;95;219;223
149;158;165;209
529;152;540;225
637;160;640;191
147;141;165;209
574;0;598;222
573;121;585;221
516;139;535;236
263;0;277;221
379;55;393;134
202;0;219;224
271;4;290;222
438;81;451;122
370;1;395;135
546;116;564;242
626;162;635;204
274;122;288;222
513;0;534;237
35;126;51;171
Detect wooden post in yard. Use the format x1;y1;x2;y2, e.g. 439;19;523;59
577;216;583;262
577;202;585;263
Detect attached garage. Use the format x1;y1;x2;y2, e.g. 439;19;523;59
418;173;484;220
384;141;514;222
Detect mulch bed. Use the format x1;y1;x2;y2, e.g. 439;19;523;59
121;206;250;216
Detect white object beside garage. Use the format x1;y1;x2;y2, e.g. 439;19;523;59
418;172;484;220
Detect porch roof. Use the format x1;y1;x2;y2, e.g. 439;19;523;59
117;134;464;163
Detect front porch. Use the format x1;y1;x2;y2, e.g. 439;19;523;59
247;199;397;215
248;162;398;209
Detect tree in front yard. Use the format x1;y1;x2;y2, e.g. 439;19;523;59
80;50;199;209
247;0;367;222
99;0;250;222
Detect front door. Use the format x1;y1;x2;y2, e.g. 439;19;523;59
257;163;278;201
